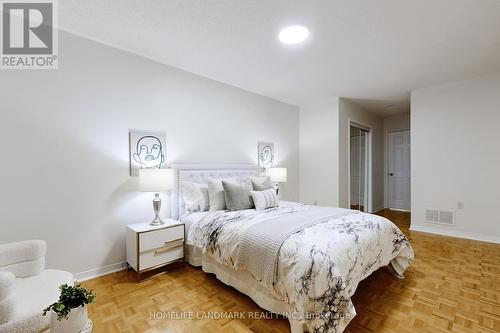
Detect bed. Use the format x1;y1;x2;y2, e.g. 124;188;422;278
171;164;414;333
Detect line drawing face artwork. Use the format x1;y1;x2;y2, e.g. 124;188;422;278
258;142;274;171
130;130;166;176
134;135;164;167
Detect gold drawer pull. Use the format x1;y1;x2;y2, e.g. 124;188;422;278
155;244;183;255
154;239;184;255
165;238;184;245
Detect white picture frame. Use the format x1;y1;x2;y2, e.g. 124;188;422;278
258;141;274;171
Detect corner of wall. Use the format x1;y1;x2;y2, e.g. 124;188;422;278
298;97;341;206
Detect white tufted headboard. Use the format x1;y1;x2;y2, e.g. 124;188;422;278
170;164;259;219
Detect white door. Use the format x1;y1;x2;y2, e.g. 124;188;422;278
388;130;411;210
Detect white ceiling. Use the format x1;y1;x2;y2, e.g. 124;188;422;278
60;0;500;117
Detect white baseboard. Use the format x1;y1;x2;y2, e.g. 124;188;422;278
371;206;385;213
389;208;411;212
75;261;127;282
410;224;500;244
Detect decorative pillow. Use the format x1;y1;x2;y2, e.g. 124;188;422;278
183;182;209;213
207;178;236;211
250;188;279;210
222;181;254;211
251;176;275;191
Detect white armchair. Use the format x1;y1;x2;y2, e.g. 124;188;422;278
0;240;74;333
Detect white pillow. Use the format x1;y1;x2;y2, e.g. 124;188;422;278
251;176;275;191
207;178;236;211
183;182;209;213
250;188;279;210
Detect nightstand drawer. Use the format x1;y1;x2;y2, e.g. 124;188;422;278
139;246;183;270
139;225;184;252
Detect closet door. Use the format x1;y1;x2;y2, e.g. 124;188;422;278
350;125;370;212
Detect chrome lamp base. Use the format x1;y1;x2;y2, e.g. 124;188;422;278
150;217;165;226
150;193;165;226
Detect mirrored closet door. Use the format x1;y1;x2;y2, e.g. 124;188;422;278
350;124;370;212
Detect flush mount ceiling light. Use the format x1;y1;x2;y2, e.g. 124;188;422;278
278;25;309;45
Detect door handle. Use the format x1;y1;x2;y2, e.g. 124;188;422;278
389;173;394;176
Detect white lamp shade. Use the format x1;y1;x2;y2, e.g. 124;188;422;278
267;168;287;183
138;168;176;192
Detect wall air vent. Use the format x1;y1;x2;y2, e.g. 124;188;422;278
439;211;455;225
425;209;439;223
426;209;455;225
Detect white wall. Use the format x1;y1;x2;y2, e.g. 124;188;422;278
299;98;384;212
411;72;500;243
339;99;384;212
299;97;340;206
383;114;410;208
0;32;300;276
384;114;410;132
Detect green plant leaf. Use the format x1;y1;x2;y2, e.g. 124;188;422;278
42;283;96;321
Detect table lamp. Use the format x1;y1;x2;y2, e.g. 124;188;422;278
266;167;287;196
139;168;176;226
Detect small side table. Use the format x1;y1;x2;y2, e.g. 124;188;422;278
126;219;185;281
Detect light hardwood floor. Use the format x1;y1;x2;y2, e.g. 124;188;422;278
82;210;500;333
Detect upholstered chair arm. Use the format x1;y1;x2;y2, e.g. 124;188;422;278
0;313;49;333
0;241;47;278
0;271;16;326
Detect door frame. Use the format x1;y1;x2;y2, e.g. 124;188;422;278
348;121;372;213
385;128;411;211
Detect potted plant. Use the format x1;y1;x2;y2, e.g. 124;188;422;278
43;283;96;333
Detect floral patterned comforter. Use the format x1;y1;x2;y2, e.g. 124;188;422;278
187;202;414;333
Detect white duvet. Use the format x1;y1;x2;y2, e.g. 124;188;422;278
187;202;414;333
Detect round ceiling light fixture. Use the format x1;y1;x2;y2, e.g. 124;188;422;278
278;25;309;45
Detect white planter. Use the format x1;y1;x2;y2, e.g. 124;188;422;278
50;305;89;333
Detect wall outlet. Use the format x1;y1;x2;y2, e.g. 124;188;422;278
457;202;464;209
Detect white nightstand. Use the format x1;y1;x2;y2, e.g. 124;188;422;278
126;219;185;281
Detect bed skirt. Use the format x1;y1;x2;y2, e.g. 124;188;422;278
185;244;306;333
